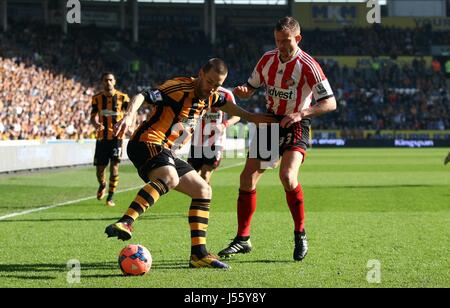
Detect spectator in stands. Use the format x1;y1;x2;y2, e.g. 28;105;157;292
432;58;442;73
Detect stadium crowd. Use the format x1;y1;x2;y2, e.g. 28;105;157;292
293;57;449;132
0;22;448;141
0;57;95;140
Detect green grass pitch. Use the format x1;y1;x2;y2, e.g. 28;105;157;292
0;148;448;288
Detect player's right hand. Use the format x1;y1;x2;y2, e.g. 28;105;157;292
114;115;133;138
233;85;253;100
94;122;104;131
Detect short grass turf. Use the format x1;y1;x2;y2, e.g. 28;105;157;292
0;148;448;288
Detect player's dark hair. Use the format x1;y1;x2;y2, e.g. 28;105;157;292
275;16;301;34
101;72;115;81
202;58;228;75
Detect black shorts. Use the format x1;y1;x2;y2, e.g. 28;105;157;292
127;141;194;183
248;118;310;162
94;139;123;166
187;145;223;172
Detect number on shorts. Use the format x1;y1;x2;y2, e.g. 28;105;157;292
285;133;293;145
113;147;122;158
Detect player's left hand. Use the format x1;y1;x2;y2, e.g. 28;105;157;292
280;112;302;128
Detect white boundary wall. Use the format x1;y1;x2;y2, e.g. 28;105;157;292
0;139;246;173
0;140;102;172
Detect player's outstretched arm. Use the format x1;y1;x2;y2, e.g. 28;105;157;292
219;100;276;125
114;93;145;137
301;96;337;119
280;96;337;128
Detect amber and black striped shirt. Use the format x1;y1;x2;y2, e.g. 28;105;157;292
131;77;227;150
91;90;130;140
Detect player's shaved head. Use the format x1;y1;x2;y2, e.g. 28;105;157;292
202;58;228;76
275;16;301;35
197;58;228;99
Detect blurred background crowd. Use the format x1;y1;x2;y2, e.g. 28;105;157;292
0;17;448;140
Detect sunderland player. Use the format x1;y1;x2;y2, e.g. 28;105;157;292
91;72;130;207
188;87;241;184
104;58;275;269
218;17;337;261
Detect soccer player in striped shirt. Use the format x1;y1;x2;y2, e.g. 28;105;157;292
104;58;275;269
218;17;337;261
91;72;130;207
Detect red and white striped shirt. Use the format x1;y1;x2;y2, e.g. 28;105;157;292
248;48;334;116
192;87;236;147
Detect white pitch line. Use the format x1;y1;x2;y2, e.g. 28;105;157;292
0;186;141;221
0;161;245;221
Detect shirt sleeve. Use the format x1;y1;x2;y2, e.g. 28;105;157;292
303;58;334;102
247;54;267;89
223;90;236;105
140;88;164;104
211;92;227;108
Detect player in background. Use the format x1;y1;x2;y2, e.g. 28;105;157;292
91;72;130;207
188;87;241;184
444;152;450;165
104;58;275;269
218;17;337;261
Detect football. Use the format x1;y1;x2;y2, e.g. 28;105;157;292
118;244;152;276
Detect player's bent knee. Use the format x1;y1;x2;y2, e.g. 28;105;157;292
279;171;296;189
164;175;180;190
240;173;258;191
188;184;212;199
97;166;106;173
196;184;212;199
279;171;289;183
239;179;253;191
